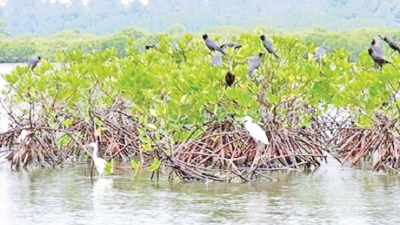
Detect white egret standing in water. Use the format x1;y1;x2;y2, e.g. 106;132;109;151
85;142;107;176
243;116;269;147
243;116;269;169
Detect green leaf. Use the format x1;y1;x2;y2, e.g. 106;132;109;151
104;159;114;175
180;94;188;104
4;74;17;84
147;158;160;172
139;134;150;143
143;143;152;151
267;92;279;104
147;123;157;130
62;118;73;128
149;109;158;117
130;159;141;178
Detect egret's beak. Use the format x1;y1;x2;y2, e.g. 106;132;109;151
236;117;246;124
235;117;242;121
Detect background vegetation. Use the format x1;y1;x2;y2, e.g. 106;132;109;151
0;0;400;36
1;0;400;62
1;25;400;63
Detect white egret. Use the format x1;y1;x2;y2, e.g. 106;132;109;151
243;116;269;170
85;142;107;176
243;116;269;146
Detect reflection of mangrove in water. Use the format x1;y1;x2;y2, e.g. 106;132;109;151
2;163;400;224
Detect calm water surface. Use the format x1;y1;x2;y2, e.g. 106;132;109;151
1;161;400;225
1;64;400;225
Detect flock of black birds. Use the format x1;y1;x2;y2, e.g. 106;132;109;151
202;33;283;87
26;33;399;88
200;33;399;87
203;33;319;87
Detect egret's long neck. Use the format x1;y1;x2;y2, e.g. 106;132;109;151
92;144;99;159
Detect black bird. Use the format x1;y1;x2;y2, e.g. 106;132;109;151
145;44;157;50
27;56;41;70
370;38;384;56
202;34;227;56
225;71;235;87
220;41;242;50
368;47;390;68
211;51;222;67
248;52;263;79
379;35;400;53
369;38;390;68
260;35;279;58
313;46;326;62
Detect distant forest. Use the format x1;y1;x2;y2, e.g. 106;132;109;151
0;0;400;36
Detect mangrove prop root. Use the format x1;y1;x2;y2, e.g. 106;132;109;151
170;118;327;182
329;112;400;172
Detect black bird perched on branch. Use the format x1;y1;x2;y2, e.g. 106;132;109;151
220;41;242;50
248;52;264;79
27;56;41;70
202;34;227;56
370;38;384;56
369;38;390;69
260;35;279;59
379;35;400;53
368;48;391;68
225;71;235;87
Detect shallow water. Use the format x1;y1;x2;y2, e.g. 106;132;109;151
1;158;400;225
1;64;400;225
